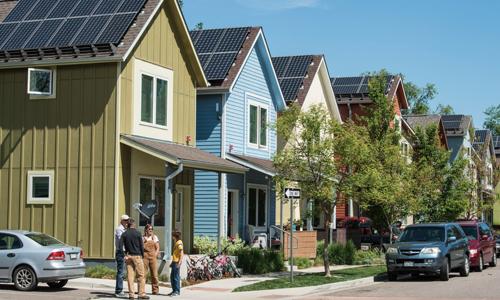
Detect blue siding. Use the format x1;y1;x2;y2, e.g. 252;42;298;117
447;136;464;162
194;95;222;237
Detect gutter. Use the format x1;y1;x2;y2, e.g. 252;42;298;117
0;56;122;69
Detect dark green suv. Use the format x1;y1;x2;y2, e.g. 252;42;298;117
385;223;470;281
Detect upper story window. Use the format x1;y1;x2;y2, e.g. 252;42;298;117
141;75;168;126
28;68;56;98
248;102;268;148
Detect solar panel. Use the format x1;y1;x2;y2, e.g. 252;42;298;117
198;53;211;68
284;56;311;78
189;30;202;45
3;0;34;22
95;0;125;15
333;85;360;95
0;23;18;49
118;0;146;13
204;52;238;80
47;0;77;18
24;19;63;49
45;17;86;48
2;21;40;50
24;0;55;20
72;15;110;46
193;29;224;54
332;77;363;86
216;27;248;52
272;57;289;78
71;0;101;17
95;13;136;44
279;78;303;101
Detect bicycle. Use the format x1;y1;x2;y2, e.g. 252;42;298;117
209;237;241;278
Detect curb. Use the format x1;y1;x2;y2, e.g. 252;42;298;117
67;279;171;290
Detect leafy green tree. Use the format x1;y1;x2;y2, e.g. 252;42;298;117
435;104;455;115
483;104;500;135
274;104;370;276
194;22;204;30
403;81;438;115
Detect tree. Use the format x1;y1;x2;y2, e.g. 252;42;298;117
194;22;204;30
274;104;370;277
435;104;455;115
483;104;500;135
354;70;416;243
403;81;438;115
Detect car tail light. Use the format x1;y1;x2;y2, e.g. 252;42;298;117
80;250;84;259
47;250;65;261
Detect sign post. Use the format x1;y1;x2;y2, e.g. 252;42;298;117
284;188;300;283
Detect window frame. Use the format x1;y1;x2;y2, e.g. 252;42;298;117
247;99;269;149
139;71;169;129
138;176;165;227
246;184;268;229
27;170;54;205
28;68;57;99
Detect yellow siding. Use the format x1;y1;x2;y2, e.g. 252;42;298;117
0;63;118;259
120;3;197;144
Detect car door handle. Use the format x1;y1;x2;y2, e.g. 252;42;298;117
7;253;15;258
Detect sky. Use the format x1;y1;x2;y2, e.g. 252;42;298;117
183;0;500;128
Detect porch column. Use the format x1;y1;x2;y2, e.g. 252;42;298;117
217;173;224;253
163;163;183;261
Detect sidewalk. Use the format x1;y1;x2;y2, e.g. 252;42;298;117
73;265;381;300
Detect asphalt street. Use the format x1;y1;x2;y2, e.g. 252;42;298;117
0;284;112;300
308;264;500;300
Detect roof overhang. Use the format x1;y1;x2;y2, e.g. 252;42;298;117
226;153;275;176
121;135;247;174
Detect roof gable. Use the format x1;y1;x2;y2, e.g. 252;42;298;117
272;55;319;104
442;115;473;137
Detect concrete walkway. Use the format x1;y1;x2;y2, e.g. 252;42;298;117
73;265;381;300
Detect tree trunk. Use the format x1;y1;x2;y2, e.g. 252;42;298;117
389;224;393;245
323;213;331;277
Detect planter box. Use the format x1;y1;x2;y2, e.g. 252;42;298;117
283;230;317;259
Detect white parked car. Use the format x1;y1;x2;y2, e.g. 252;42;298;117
0;230;85;291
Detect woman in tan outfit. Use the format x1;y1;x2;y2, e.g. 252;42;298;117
143;224;160;295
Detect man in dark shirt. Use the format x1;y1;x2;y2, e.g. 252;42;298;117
121;218;149;299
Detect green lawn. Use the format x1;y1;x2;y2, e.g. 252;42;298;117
233;265;386;292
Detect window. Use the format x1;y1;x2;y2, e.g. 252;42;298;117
0;234;23;250
25;233;63;246
248;103;268;148
139;177;165;227
28;68;55;96
141;75;168;126
247;186;267;227
27;170;54;204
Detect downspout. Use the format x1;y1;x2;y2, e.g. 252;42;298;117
163;163;184;261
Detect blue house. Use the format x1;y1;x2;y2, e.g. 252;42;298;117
190;27;286;242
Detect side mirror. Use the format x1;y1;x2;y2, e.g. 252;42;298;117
447;236;457;243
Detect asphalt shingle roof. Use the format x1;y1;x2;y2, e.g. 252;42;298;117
404;114;442;130
442;115;472;136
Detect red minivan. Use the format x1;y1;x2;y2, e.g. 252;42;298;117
457;220;497;271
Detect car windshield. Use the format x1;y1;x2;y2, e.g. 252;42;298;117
399;227;445;243
25;233;64;246
460;226;478;240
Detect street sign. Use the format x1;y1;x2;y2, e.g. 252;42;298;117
284;188;300;199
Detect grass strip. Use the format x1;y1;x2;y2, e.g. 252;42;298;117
233;265;386;292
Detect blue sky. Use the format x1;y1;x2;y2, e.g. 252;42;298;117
183;0;500;128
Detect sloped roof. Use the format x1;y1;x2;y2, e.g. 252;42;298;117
472;129;495;157
404;114;442;129
190;26;258;88
226;153;275;176
493;135;500;156
442;115;473;136
272;55;322;105
121;135;247;174
0;0;17;22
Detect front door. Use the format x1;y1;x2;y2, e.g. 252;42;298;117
174;185;191;252
227;190;239;238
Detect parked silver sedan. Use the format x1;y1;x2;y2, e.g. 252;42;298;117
0;230;85;291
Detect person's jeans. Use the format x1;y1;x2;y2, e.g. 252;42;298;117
115;250;125;293
170;262;181;294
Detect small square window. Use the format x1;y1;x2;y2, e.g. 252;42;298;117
28;68;54;96
27;170;54;204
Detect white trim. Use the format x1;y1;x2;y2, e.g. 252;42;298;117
226;154;275;177
27;170;54;205
28;68;56;99
114;62;122;253
246;184;268;230
132;58;174;141
228;189;239;237
221;93;227;159
246;95;269;150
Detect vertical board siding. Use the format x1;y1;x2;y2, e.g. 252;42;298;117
193;94;222;237
0;63;118;259
226;45;278;159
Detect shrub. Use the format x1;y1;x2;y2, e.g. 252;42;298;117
85;265;116;279
326;240;357;265
236;248;284;274
294;257;313;269
313;255;324;267
316;239;325;258
353;249;384;265
193;236;245;256
344;240;356;265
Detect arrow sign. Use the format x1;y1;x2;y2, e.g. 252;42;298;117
284;188;301;199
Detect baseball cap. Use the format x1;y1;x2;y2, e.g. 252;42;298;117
121;214;130;221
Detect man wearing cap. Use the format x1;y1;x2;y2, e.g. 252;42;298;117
115;214;129;297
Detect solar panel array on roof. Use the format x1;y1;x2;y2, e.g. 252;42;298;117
190;27;250;82
474;129;488;144
331;75;394;96
0;0;146;51
493;136;500;148
272;55;313;101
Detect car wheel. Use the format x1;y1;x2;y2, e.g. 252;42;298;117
387;272;397;281
459;255;470;277
477;254;484;272
47;280;68;289
13;265;38;291
439;260;449;281
490;252;497;267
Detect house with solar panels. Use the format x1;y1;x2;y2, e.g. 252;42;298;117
472;129;496;223
0;0;247;260
189;26;286;242
403;114;449;150
271;54;342;230
330;75;410;220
